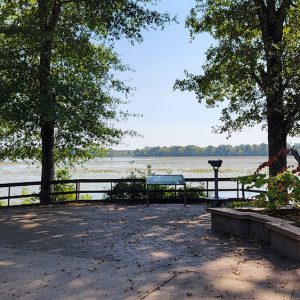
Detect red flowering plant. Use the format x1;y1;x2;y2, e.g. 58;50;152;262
237;148;300;209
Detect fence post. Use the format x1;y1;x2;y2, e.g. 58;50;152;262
8;186;10;207
206;181;209;197
110;181;113;201
242;184;245;201
75;182;80;201
146;185;149;207
237;180;240;199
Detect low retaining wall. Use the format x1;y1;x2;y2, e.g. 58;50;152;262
207;208;300;261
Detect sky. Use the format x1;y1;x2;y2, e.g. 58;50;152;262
113;0;299;150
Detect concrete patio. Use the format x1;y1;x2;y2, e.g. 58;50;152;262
0;204;299;300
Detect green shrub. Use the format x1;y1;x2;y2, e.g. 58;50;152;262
106;165;152;201
54;168;92;201
181;183;206;200
21;187;39;205
54;168;76;201
236;171;300;209
81;193;93;200
229;197;269;209
107;165;205;202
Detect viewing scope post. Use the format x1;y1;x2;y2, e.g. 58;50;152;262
208;159;223;199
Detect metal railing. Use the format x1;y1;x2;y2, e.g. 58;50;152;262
0;177;266;207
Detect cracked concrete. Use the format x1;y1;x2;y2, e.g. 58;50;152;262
0;204;299;300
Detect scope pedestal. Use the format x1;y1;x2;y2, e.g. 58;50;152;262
207;159;223;207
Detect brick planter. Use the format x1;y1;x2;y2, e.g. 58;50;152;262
207;208;300;261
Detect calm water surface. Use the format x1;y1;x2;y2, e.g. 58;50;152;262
0;156;297;202
0;156;270;183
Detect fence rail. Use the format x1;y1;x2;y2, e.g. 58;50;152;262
0;177;266;207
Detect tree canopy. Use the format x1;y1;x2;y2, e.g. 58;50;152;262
0;0;169;162
0;0;170;203
175;0;300;175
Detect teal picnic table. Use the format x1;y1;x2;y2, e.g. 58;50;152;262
146;175;187;206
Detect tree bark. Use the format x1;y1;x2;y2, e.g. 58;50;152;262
267;113;287;176
291;147;300;166
38;22;54;204
40;123;55;204
266;51;287;176
255;0;291;176
38;1;61;204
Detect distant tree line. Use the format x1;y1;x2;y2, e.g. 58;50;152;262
109;143;300;157
109;143;267;157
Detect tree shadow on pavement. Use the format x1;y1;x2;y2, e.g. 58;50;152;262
0;204;299;300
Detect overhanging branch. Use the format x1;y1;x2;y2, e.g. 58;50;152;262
291;147;300;166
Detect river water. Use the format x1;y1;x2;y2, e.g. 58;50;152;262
0;156;297;203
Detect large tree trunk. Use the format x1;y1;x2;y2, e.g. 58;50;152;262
266;53;287;176
267;113;287;176
38;1;61;204
39;34;55;204
254;0;291;176
40;123;55;204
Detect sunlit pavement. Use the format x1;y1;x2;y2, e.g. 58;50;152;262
0;204;299;300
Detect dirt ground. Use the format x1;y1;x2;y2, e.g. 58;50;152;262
0;204;299;300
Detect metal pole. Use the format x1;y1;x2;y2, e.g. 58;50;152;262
214;168;219;198
184;184;187;206
206;181;209;197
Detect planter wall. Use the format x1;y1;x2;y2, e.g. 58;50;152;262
207;208;300;261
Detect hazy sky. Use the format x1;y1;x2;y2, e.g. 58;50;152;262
113;0;299;150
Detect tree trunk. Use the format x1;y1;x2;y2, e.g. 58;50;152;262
268;113;287;176
255;1;291;176
291;148;300;166
38;1;61;204
40;123;55;204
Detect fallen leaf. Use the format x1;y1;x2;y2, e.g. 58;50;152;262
88;267;98;272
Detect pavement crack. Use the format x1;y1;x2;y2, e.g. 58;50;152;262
137;273;179;300
137;270;197;300
290;289;296;299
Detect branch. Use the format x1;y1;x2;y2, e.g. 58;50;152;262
59;0;78;4
252;0;268;42
291;147;300;166
250;72;263;89
252;0;267;17
278;0;293;27
59;0;84;4
47;1;63;31
252;0;267;11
